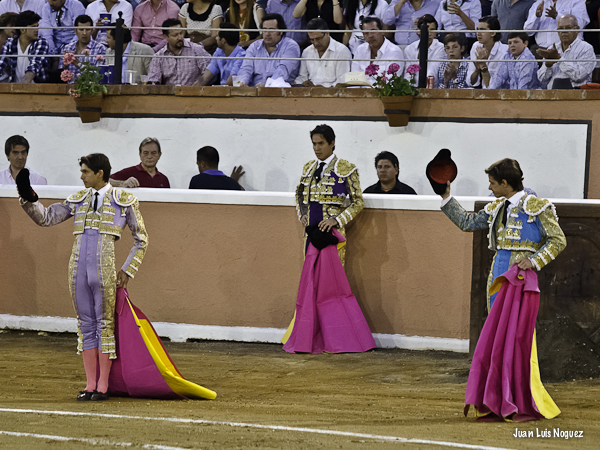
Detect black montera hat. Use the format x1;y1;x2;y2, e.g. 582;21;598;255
426;149;458;195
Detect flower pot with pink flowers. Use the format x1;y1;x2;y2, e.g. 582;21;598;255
366;63;419;127
61;51;108;123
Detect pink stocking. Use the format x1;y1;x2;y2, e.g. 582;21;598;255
81;348;98;392
97;351;112;394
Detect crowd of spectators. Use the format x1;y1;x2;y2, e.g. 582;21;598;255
2;133;417;195
0;0;598;89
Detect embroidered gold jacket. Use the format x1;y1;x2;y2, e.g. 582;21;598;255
295;156;364;228
441;194;566;271
21;185;148;278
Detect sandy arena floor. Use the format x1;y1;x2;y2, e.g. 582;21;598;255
0;330;599;450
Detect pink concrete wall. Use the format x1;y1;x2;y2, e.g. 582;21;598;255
0;197;472;339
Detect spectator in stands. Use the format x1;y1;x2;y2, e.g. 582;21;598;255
237;13;301;86
189;146;244;190
86;0;134;46
488;32;541;89
524;0;589;50
343;0;389;54
59;14;107;79
224;0;264;49
382;0;441;47
295;17;351;87
467;15;507;87
39;0;85;54
491;0;535;44
198;22;246;85
292;0;343;42
110;137;171;188
0;11;49;83
267;0;304;45
403;14;446;87
131;0;180;48
0;135;47;185
0;0;44;16
148;18;211;84
434;0;481;51
179;0;223;51
0;12;18;51
352;16;404;83
105;22;154;83
537;14;595;88
436;32;469;88
363;151;416;194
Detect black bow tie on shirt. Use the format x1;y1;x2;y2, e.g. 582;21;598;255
315;162;326;182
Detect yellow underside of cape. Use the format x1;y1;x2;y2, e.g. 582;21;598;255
128;300;217;400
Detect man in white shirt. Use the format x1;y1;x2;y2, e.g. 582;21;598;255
85;0;133;46
403;14;446;87
351;16;404;83
537;14;595;88
295;18;351;87
0;0;44;16
524;0;589;49
0;135;47;185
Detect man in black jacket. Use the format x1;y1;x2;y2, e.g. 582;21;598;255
189;146;244;190
363;151;417;194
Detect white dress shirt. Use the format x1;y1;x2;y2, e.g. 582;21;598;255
467;40;508;87
537;37;595;88
86;0;134;46
347;1;389;55
524;0;589;49
90;183;111;212
315;153;335;178
403;39;446;87
352;38;405;84
0;0;44;15
0;166;47;185
434;0;482;39
296;37;352;87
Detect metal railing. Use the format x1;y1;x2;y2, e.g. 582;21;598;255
1;12;598;89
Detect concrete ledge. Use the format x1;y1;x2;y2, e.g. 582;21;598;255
0;314;469;352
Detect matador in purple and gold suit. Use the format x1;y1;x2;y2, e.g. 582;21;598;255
21;185;148;359
295;155;364;265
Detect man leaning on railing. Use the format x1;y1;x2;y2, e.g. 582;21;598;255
0;10;49;83
147;18;211;85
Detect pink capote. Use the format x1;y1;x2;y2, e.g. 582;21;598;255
465;265;543;421
283;229;376;354
108;288;185;399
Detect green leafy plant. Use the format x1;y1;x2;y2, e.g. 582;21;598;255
366;63;419;98
61;51;108;98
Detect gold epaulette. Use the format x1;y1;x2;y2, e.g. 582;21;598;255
523;195;556;222
302;160;317;177
113;189;137;207
484;197;505;216
523;195;551;215
333;159;358;178
66;188;91;203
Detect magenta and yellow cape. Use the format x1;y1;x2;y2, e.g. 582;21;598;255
465;265;559;421
108;288;216;400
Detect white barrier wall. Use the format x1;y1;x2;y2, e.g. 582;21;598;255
0;116;588;198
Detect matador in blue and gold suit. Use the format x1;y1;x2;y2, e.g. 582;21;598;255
442;193;566;311
295;155;364;265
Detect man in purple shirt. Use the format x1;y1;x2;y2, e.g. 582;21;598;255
110;137;170;188
199;22;246;86
147;18;210;85
237;13;301;87
266;0;304;44
131;0;180;48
